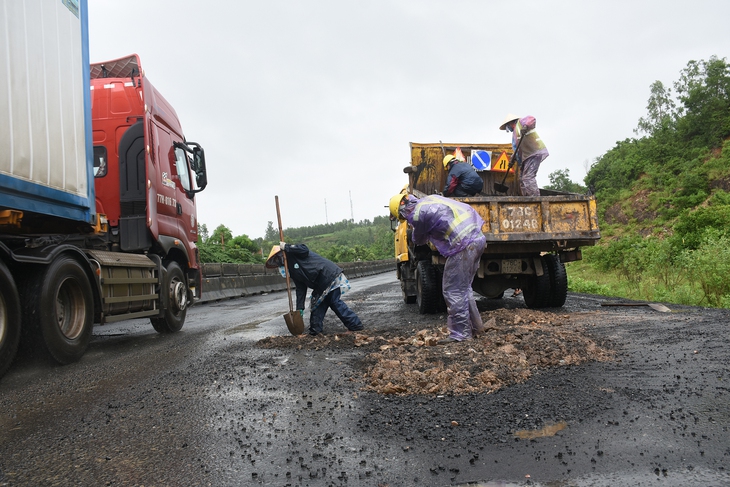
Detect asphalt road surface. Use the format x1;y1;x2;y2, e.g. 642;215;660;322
1;272;728;487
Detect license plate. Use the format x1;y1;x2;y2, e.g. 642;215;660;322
502;259;521;273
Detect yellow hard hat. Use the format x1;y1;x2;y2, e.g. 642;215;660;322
389;193;407;220
499;113;519;131
265;245;282;268
442;154;456;169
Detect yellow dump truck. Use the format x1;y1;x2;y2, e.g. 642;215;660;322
394;142;601;313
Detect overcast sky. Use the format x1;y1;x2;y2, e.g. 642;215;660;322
88;1;730;240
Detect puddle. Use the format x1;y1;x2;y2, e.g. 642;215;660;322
224;320;268;335
513;421;567;440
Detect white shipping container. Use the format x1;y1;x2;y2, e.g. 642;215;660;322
0;0;93;222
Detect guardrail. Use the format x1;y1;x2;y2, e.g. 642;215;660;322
198;260;395;303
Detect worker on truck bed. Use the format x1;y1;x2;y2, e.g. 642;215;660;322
499;114;549;197
266;243;363;336
389;193;486;343
442;154;483;197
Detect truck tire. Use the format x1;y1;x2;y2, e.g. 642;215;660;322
523;256;551;309
416;261;441;314
544;254;568;307
151;261;187;333
22;257;94;365
0;261;21;379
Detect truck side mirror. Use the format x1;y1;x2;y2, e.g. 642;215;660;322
191;146;208;191
174;141;208;197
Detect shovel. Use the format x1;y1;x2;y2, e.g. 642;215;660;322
494;131;526;193
275;195;305;335
600;301;671;313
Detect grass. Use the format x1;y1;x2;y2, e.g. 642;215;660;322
566;260;714;307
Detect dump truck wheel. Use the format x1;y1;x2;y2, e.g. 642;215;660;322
544;254;568;307
523;256;551;309
21;257;94;365
0;261;21;379
151;261;187;333
416;261;440;314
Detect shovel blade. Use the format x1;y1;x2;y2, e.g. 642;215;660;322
647;303;671;313
283;311;305;335
494;183;509;193
601;302;671;313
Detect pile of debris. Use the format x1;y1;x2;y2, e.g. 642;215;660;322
258;308;614;396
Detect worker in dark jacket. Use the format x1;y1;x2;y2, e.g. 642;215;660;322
265;243;363;336
442;154;483;197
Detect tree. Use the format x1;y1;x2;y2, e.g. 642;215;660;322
210;224;233;249
230;234;259;254
264;221;278;241
674;56;730;148
197;223;209;245
544;169;587;194
635;80;676;136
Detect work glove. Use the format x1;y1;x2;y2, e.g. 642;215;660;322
298;309;304;317
279;241;286;249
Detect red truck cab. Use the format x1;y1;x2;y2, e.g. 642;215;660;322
90;54;207;305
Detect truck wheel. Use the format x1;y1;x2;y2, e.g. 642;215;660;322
151;261;187;333
416;261;441;314
23;257;94;365
544;254;568;307
0;261;21;379
523;256;551;309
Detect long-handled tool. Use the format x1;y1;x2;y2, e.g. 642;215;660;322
494;133;526;193
275;196;305;335
600;301;671;313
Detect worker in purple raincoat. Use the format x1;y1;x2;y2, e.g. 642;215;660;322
499;114;549;196
389;193;486;343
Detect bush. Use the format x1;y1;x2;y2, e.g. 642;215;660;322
567;275;611;296
670;204;730;251
679;231;730;307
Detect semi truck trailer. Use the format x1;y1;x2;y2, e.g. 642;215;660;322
0;0;208;379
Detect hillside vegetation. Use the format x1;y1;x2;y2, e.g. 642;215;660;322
197;216;394;265
569;55;730;308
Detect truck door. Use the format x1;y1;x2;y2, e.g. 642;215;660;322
149;123;184;241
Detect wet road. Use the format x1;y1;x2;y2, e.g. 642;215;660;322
1;272;729;486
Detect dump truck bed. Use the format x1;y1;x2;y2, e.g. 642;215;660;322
408;143;600;254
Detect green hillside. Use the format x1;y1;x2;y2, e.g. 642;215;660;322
568;55;730;308
197;216;394;266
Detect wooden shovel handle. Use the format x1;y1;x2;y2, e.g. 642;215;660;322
275;196;296;314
